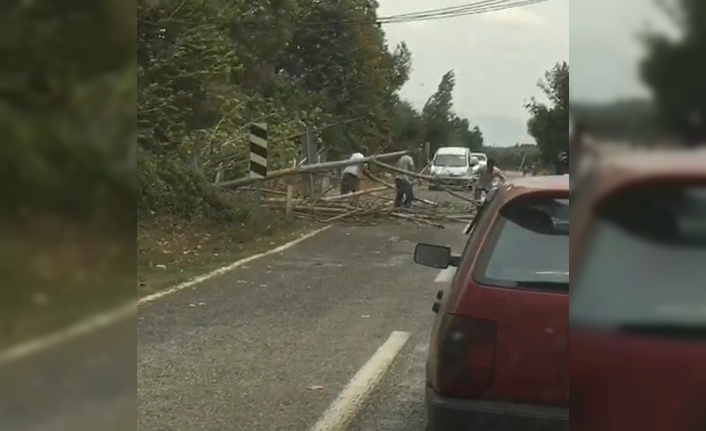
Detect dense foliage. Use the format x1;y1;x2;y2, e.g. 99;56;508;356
421;71;484;154
525;62;569;164
483;144;541;170
137;0;405;218
1;0;488;222
570;100;662;142
1;0;136;223
641;0;706;145
136;0;484;220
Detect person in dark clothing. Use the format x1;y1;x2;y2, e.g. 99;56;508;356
569;120;586;174
555;150;569;175
340;173;358;195
394;178;414;207
683;110;706;148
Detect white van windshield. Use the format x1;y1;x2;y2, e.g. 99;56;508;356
434;154;467;168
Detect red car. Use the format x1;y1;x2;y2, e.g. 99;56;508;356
415;175;570;431
570;149;706;431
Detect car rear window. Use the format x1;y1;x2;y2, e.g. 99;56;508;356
473;196;569;291
571;184;706;329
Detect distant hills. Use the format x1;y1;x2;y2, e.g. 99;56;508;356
466;114;535;147
570;99;667;142
467;100;666;147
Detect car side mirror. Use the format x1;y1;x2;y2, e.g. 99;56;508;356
414;243;452;269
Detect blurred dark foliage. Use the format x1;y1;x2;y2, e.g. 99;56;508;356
570;100;667;143
641;0;706;146
0;0;136;226
526;62;569;163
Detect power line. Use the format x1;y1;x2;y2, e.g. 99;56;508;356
380;0;548;24
378;0;512;21
305;0;550;27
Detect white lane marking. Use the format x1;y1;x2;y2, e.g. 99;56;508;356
434;267;456;283
0;301;136;366
310;331;411;431
138;225;331;306
0;226;331;365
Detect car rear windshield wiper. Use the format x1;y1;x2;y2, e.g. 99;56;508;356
618;323;706;341
513;280;569;291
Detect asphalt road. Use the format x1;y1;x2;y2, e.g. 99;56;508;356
0;316;137;431
347;331;431;431
0;187;474;431
137;220;467;431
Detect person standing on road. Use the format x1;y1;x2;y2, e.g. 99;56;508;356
555;150;569;175
394;154;415;208
340;152;366;195
473;158;505;201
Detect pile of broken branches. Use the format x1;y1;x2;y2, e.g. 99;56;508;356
222;150;482;229
261;171;478;229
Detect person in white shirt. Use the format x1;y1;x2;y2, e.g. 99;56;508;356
473;158;505;201
340;152;365;195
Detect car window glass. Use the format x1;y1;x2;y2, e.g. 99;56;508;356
455;193;501;285
571;185;706;328
474;198;569;290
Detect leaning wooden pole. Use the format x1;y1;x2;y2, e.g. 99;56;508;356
215;151;409;189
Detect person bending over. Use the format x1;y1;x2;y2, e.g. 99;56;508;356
340;152;365;195
473;158;505;201
394;154;415;208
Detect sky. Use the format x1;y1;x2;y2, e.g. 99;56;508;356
378;0;569;147
570;0;680;103
377;0;678;147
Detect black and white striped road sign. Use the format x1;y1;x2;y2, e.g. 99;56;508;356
249;123;268;178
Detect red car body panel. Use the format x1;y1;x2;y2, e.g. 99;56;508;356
571;330;706;431
453;283;569;406
433;175;570;406
570;149;706;431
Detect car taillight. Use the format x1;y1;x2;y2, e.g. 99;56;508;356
434;314;497;398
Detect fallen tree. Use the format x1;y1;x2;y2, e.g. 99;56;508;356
215;150;409;188
220;150;481;228
372;160;478;204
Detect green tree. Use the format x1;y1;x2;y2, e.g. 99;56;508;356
279;0;411;155
450;118;484;150
420;70;483;152
641;0;706;144
484;144;541;170
391;98;423;151
1;0;136;220
422;70;456;152
136;0;421;219
525;62;569;163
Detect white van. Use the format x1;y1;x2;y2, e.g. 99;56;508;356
470;152;488;173
429;146;475;189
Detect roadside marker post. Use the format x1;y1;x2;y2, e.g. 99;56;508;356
250;123;268;223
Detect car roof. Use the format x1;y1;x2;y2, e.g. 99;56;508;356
506;175;570;191
598;148;706;178
435;146;468;154
495;175;570;204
